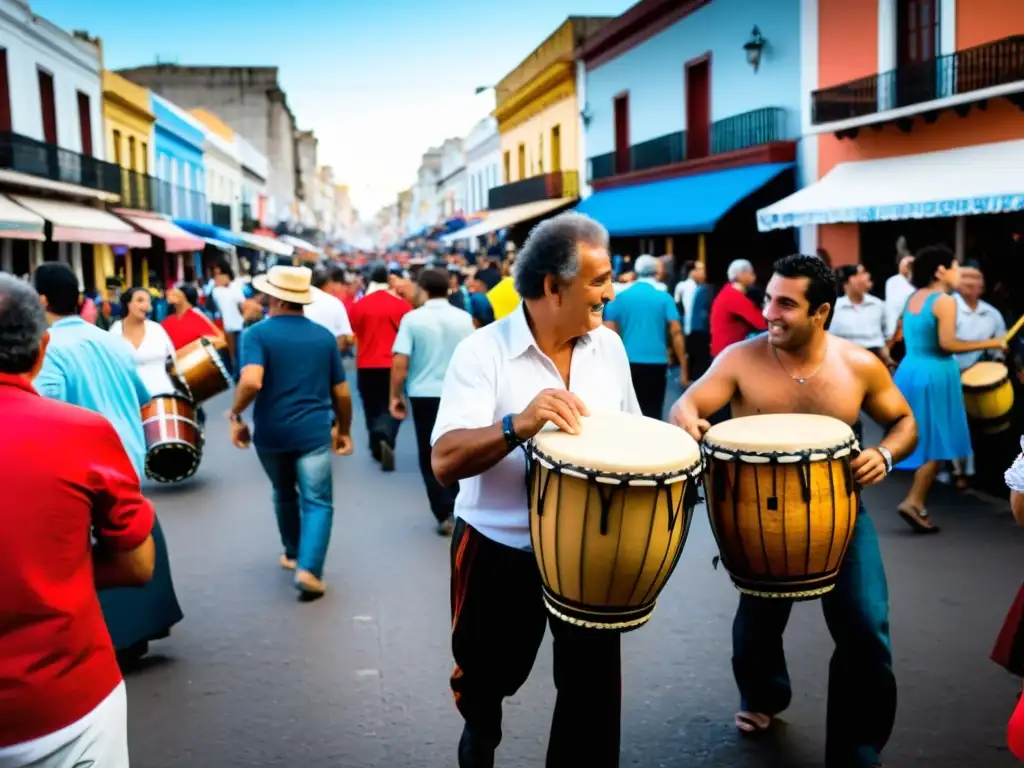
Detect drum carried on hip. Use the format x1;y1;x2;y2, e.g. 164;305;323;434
702;414;859;600
172;336;231;403
961;361;1014;434
142;394;203;484
526;410;703;632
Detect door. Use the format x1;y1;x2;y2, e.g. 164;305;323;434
76;91;92;156
37;70;56;145
896;0;940;107
613;93;630;174
685;56;710;160
0;50;11;133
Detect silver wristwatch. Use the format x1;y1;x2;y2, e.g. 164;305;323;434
876;446;893;474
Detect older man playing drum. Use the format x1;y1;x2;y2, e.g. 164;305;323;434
431;212;640;768
670;254;917;768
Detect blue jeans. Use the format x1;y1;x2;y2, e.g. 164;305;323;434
731;508;895;768
256;445;334;579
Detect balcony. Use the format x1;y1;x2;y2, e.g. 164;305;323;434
812;34;1024;128
0;130;121;196
589;107;788;183
119;169;162;212
487;170;579;210
154;181;209;224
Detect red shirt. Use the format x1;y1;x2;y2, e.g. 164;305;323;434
349;289;411;368
709;284;767;357
161;307;221;351
0;375;155;747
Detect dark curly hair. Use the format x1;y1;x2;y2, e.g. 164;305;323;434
772;253;838;317
910;244;955;289
119;286;148;315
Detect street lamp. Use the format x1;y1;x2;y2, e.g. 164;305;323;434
744;26;767;73
475;85;493;95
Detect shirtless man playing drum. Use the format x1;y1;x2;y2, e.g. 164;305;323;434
670;253;918;768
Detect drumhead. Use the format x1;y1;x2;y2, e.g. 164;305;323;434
531;410;701;476
961;361;1008;388
703;414;854;454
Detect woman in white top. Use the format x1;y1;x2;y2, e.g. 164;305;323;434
110;286;178;400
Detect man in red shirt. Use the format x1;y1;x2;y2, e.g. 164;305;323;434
709;258;767;358
161;282;223;351
349;262;411;471
0;274;156;766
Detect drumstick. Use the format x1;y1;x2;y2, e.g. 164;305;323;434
1005;314;1024;345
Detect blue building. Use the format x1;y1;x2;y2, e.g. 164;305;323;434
576;0;804;283
151;93;208;225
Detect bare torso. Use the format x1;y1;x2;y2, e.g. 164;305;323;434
728;334;876;427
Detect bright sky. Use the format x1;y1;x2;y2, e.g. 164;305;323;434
33;0;632;217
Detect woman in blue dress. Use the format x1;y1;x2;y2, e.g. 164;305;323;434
893;245;1005;533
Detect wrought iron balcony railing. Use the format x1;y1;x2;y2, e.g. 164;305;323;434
588;107;787;182
812;34;1024;125
0;130;121;195
487;170;580;210
154;180;209;223
119;169;162;212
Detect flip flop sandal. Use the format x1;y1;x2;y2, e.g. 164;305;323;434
898;504;941;534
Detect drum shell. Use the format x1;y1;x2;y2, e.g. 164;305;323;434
528;459;698;631
142;395;202;483
962;370;1014;434
175;336;231;403
703;450;858;599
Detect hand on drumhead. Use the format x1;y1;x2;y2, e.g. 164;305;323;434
851;447;887;486
513;389;589;438
668;402;709;442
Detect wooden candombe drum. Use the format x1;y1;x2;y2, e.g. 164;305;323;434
527;410;704;631
702;414;859;600
961;361;1014;434
142;394;203;484
173;336;231;403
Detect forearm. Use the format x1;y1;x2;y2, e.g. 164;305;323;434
670;329;686;368
432;423;512;486
92;536;155;589
390;358;408;402
230;381;260;416
332;392;353;435
941;338;997;354
879;414;917;465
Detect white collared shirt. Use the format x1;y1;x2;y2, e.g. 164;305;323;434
829;293;886;350
304;286;352;338
884;273;914;339
955;294;1006;370
431;302;641;549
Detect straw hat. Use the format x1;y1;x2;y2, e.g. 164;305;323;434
252;265;314;305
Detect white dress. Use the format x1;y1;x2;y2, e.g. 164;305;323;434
110;319;178;399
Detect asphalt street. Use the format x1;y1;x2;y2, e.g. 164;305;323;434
126;381;1024;768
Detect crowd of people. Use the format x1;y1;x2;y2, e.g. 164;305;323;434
0;214;1021;766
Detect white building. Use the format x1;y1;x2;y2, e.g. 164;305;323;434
464;116;500;215
193;114;243;232
406;145;442;236
315;165;337;237
436;137;466;219
237;133;269;228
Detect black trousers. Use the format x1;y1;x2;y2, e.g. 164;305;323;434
629;363;667;420
686;330;711;380
411;396;458;523
450;520;622;768
356;367;399;458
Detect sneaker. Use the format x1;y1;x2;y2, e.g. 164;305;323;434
295;569;326;599
380;441;395;472
280;554;297;571
437;517;455;537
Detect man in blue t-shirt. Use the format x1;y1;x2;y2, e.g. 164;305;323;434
603;255;687;420
228;265;354;600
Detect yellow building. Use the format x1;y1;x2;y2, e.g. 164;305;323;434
101;70;156;288
493;17;610;190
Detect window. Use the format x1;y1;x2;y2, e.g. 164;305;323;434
685;57;711;160
127;136;136;171
112;129;122;166
613;93;630;174
37;69;56;145
76;92;92;156
0;49;10;132
517;143;526;180
551;125;561;172
503;151;511;183
141;142;148;173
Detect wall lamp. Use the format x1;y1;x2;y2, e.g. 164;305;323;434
580;102;593;128
744;26;767;73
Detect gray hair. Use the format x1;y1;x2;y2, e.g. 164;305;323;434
0;273;47;374
634;255;658;278
727;259;754;282
513;212;609;300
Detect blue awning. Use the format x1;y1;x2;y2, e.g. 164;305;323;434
173;219;249;249
577;162;794;236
